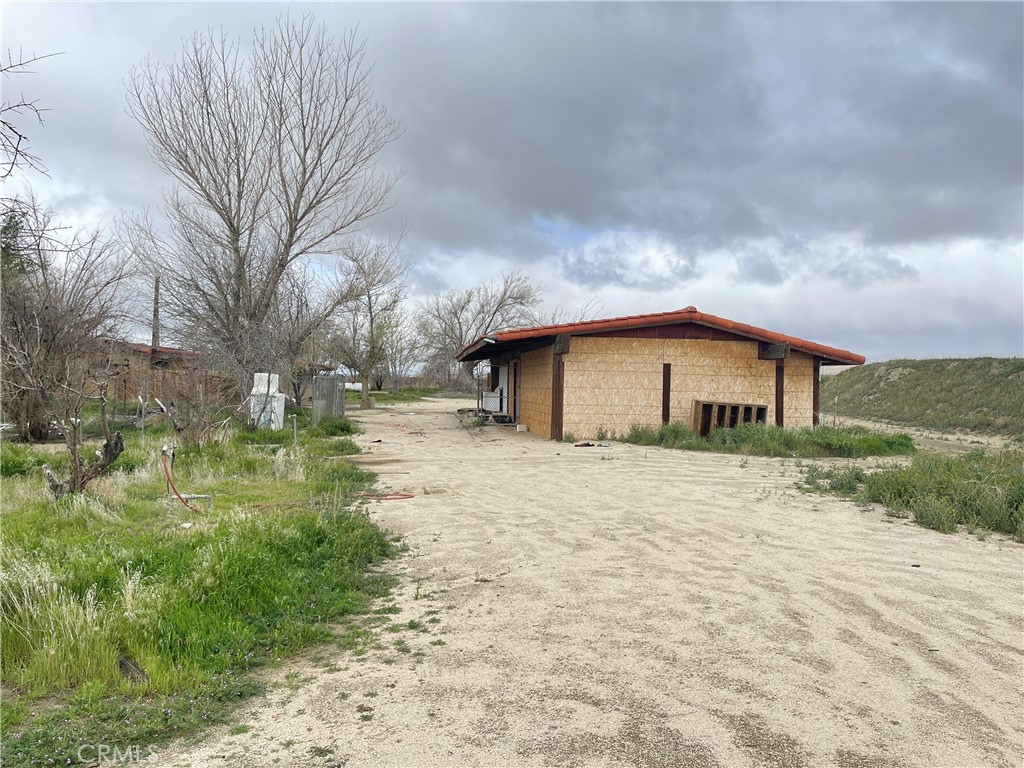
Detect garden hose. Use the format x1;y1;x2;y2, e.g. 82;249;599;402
161;445;202;514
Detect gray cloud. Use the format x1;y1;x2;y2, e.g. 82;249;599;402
3;1;1021;358
734;251;785;287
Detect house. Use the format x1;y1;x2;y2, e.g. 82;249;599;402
455;307;865;440
99;341;235;404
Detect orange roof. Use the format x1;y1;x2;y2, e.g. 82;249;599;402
456;306;865;365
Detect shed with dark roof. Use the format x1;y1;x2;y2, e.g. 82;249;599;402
455;307;865;441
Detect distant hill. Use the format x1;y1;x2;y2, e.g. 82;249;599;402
819;358;1024;437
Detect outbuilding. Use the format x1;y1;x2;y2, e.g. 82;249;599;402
455;307;865;441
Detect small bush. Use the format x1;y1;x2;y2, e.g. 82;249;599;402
625;424;661;446
658;422;705;450
312;417;357;437
0;443;49;477
911;495;958;533
862;469;917;509
800;465;867;495
312;462;375;496
562;432;578;444
621;422;914;459
804;448;1024;540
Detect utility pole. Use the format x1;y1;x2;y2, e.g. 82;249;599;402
151;275;160;349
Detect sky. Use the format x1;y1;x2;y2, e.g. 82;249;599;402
3;1;1022;362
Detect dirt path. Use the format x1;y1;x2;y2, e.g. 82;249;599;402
154;399;1024;768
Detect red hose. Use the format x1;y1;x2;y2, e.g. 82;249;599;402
355;492;415;501
161;452;202;513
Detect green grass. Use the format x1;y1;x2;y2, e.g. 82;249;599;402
307;416;358;438
800;449;1024;539
343;387;439;405
821;358;1024;437
1;442;64;476
799;464;868;495
0;424;394;766
621;421;915;459
231;426;293;445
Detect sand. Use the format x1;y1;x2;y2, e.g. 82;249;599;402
152;398;1023;768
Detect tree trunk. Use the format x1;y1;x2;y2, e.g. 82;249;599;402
43;383;126;498
44;431;125;499
360;377;372;409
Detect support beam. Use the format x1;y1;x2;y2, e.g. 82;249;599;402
662;363;671;424
550;351;565;441
775;359;785;427
812;358;821;427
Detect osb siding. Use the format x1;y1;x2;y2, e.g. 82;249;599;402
784;352;814;426
561;337;791;439
519;345;553;438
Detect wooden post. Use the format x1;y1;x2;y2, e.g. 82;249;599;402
662;363;671;424
775;359;785;428
550;351;564;440
812;359;821;427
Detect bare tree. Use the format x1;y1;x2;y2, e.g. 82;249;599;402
125;16;400;391
537;296;605;326
1;50;60;180
377;308;419;393
415;270;543;387
153;356;243;446
266;265;336;404
1;52;130;490
325;239;406;408
42;379;125;499
1;197;133;441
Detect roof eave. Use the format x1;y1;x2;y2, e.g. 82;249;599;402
454;337;492;362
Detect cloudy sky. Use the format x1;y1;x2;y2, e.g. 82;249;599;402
4;2;1022;361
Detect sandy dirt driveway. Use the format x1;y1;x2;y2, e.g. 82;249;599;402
155;399;1023;768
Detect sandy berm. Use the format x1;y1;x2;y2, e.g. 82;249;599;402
152;398;1023;768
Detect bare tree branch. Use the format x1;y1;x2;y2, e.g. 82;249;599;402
124;17;401;389
1;50;61;180
414;269;544;387
1;194;133;441
324;238;407;407
42;381;125;499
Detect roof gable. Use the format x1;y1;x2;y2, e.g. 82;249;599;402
456;307;865;365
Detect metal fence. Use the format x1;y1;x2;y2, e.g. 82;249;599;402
312;374;346;425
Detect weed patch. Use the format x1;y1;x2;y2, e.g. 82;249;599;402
623;422;914;459
0;442;59;477
799;465;868;495
344;387;439;405
308;416;358;438
0;423;394;764
800;449;1024;539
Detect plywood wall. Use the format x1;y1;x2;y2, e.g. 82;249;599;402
561;337;808;439
518;345;553;438
783;351;814;426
